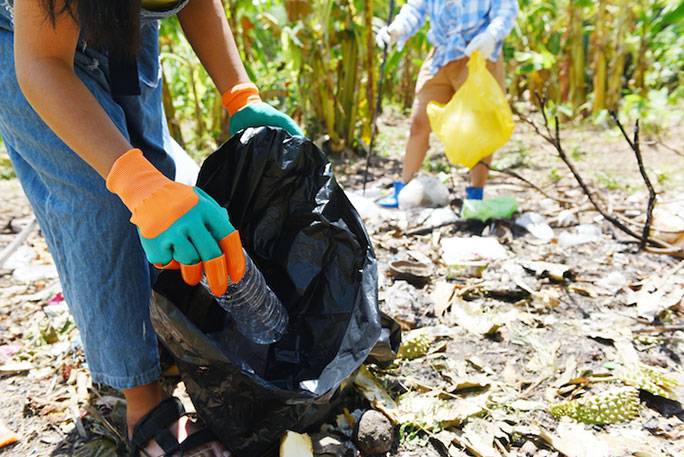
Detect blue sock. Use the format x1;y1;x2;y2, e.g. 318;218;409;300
465;186;483;200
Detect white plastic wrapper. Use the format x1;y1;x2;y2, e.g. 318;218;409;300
398;175;450;210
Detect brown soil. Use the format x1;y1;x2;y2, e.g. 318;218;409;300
0;111;683;457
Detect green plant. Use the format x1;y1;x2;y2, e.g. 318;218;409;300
0;149;15;180
594;171;625;190
570;146;586;159
398;423;427;446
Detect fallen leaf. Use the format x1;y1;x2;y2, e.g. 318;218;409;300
523;261;574;281
0;422;18;448
0;361;32;374
396;390;490;429
431;280;457;317
353;365;400;422
445;297;501;335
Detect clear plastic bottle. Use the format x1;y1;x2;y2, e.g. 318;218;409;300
202;250;288;344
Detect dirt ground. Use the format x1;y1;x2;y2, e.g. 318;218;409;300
1;109;683;457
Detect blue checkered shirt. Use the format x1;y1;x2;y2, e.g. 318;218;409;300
392;0;519;74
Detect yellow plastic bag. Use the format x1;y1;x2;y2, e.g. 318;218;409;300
426;51;514;169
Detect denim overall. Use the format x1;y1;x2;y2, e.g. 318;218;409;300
0;1;195;389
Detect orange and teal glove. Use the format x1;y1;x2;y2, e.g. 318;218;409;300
106;148;245;295
223;82;303;136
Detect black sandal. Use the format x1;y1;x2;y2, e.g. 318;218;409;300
129;397;218;457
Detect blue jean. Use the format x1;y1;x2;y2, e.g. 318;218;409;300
0;6;194;389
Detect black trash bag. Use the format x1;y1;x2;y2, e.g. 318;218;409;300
151;127;396;457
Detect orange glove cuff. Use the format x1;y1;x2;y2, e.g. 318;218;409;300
221;82;261;116
106;148;199;238
106;148;170;210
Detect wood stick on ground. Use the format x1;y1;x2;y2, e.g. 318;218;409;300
655;135;683;157
633;325;684;334
610;111;657;251
0;216;37;268
489;167;576;204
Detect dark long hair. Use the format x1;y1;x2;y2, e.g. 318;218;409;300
39;0;140;56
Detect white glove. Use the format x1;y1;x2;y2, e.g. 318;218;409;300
376;22;402;49
465;31;496;60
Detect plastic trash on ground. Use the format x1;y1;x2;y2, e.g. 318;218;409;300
515;212;554;241
441;236;508;266
461;196;518;222
596;271;627;295
423;207;460;227
558;224;603;246
151;127;399;457
345;191;396;224
398;175;450;210
426;51;514;169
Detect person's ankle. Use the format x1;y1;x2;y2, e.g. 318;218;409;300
123;381;168;433
465;186;483;200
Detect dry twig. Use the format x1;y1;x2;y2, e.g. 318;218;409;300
609;111;656;250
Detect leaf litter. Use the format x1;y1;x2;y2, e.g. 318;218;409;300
1;117;683;456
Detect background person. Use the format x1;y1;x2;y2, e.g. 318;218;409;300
376;0;519;208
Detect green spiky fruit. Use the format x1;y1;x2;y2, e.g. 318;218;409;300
397;329;431;360
620;363;678;400
549;387;639;425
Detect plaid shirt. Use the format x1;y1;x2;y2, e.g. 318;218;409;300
393;0;519;74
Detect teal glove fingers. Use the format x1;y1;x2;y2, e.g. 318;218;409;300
229;102;304;136
139;188;235;265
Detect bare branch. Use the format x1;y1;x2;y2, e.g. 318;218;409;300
519;94;679;254
609;111;657;251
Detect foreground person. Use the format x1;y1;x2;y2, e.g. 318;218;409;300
0;0;301;455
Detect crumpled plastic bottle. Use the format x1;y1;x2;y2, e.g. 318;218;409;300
426;50;514;169
201;249;288;345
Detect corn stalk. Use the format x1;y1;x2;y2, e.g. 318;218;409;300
568;0;585;113
606;0;630;109
592;0;607;114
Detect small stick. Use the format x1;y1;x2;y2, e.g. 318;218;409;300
633;325;684;334
0;216;37;268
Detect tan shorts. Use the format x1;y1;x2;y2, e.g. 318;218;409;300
413;49;505;116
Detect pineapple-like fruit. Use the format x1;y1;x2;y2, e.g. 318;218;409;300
397;329;432;360
549;387;639;425
620;363;679;400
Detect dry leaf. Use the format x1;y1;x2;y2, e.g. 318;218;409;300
431;280;457;317
523;261;574;281
353;365;400;422
396;390;490;430
445;298;501;335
